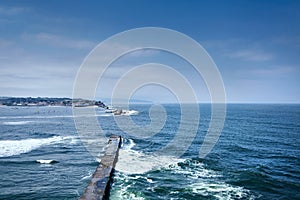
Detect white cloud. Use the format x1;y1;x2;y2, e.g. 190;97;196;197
249;65;298;76
126;49;160;57
272;36;300;48
227;49;273;61
202;39;274;62
0;6;29;15
0;39;14;48
0;60;78;97
202;38;246;49
22;32;96;49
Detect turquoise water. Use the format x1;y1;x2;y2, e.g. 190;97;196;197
0;104;299;199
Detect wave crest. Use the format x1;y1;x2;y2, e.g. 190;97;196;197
0;136;75;157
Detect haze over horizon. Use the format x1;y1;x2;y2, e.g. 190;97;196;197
1;1;299;103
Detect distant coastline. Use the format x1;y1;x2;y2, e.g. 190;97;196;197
0;97;107;108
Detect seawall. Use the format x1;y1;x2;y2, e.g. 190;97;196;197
79;135;121;200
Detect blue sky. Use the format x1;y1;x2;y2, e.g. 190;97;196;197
0;0;299;103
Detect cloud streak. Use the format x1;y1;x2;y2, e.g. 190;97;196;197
22;32;96;50
203;39;274;62
249;65;298;76
227;49;273;61
0;6;29;15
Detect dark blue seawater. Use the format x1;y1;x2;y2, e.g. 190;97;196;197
0;104;299;199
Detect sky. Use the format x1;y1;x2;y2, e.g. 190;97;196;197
0;0;299;103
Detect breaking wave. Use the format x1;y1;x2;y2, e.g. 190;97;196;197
111;139;257;200
36;159;58;164
0;136;76;157
115;139;183;174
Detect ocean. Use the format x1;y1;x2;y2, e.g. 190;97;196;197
0;104;299;200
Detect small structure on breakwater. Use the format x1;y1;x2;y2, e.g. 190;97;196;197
79;135;121;200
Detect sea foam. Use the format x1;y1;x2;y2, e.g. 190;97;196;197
115;139;184;174
113;139;256;199
36;159;56;164
0;136;74;157
2;121;33;125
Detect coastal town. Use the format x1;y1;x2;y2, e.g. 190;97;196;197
0;97;107;108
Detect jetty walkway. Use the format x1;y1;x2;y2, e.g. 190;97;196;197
79;135;121;200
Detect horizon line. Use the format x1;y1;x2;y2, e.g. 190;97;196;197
1;96;299;104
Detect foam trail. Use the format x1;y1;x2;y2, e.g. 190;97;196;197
164;160;255;199
190;182;255;200
0;136;75;157
2;121;33;125
0;115;74;119
122;110;139;116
